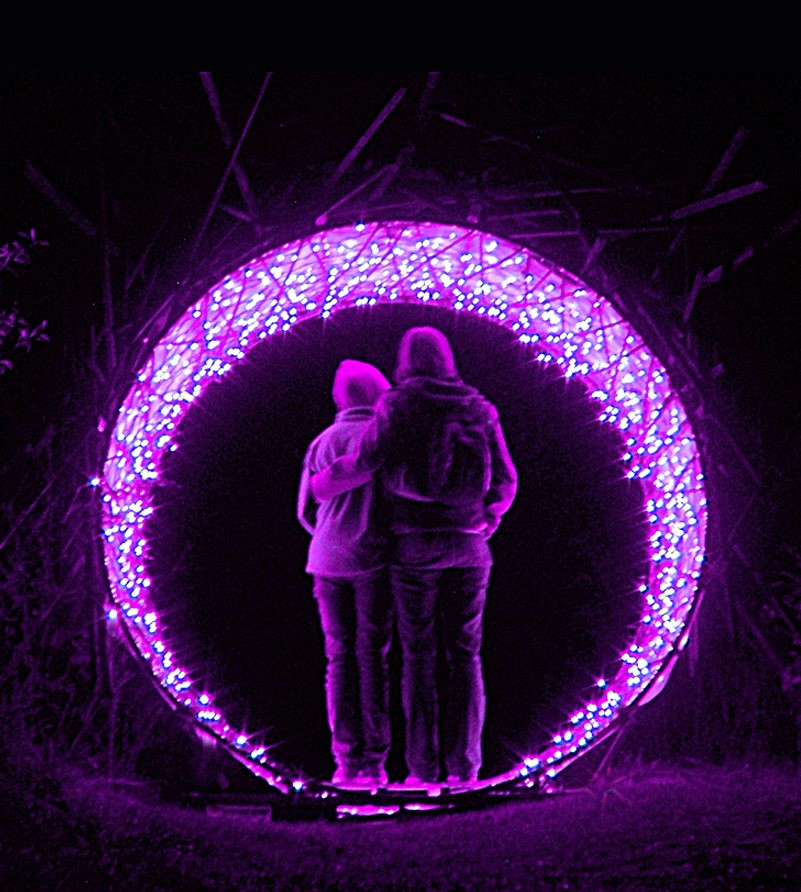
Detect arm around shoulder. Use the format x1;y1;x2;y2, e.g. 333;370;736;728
310;452;373;500
311;411;388;501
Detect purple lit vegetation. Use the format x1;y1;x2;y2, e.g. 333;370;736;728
99;221;707;795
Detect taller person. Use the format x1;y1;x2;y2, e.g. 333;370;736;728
312;326;517;785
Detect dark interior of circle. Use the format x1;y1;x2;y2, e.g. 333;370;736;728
145;303;650;782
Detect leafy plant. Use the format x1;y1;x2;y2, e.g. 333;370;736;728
0;228;50;374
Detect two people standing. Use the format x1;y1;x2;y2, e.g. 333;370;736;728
297;326;518;786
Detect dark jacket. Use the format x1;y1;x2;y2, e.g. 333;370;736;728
313;376;517;537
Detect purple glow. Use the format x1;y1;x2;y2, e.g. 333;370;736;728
100;221;707;793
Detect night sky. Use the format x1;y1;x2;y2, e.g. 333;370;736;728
2;72;800;781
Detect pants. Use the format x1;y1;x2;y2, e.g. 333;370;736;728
392;531;492;781
313;567;393;774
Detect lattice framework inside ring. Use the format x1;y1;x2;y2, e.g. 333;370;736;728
100;220;707;793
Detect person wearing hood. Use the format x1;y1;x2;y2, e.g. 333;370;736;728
312;327;518;786
297;359;393;788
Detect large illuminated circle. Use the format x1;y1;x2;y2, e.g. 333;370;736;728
100;220;707;795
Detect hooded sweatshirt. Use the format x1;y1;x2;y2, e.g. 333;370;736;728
313;328;518;536
297;360;391;576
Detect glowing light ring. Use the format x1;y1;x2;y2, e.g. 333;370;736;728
100;220;707;793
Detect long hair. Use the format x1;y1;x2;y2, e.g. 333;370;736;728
394;326;458;382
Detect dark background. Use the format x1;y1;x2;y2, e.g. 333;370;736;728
2;72;800;780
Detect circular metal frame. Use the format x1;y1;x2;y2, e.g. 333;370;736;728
100;220;707;798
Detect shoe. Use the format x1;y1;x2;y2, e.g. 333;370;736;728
331;768;355;785
332;767;388;787
445;774;478;786
353;767;388;786
404;774;439;788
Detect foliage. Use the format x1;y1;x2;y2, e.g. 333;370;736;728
758;546;801;750
0;229;50;374
0;217;227;795
0;403;206;787
0;227;48;274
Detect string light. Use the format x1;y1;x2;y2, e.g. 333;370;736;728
100;220;708;792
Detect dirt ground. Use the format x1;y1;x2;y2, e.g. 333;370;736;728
4;758;801;891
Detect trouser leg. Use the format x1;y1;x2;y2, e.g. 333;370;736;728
353;567;393;774
439;564;491;780
313;576;361;773
392;565;440;781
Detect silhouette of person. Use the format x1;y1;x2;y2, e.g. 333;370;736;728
297;359;393;786
312;327;517;785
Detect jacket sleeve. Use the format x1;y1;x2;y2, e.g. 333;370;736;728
484;408;518;536
297;445;318;534
311;406;389;501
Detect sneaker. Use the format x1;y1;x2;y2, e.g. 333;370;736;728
331;768;355;785
404;774;439;788
332;767;388;788
445;774;478;786
353;767;388;787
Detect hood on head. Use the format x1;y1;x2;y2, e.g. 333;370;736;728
394;326;458;381
332;359;391;410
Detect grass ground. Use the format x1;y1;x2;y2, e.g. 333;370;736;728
3;756;801;890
